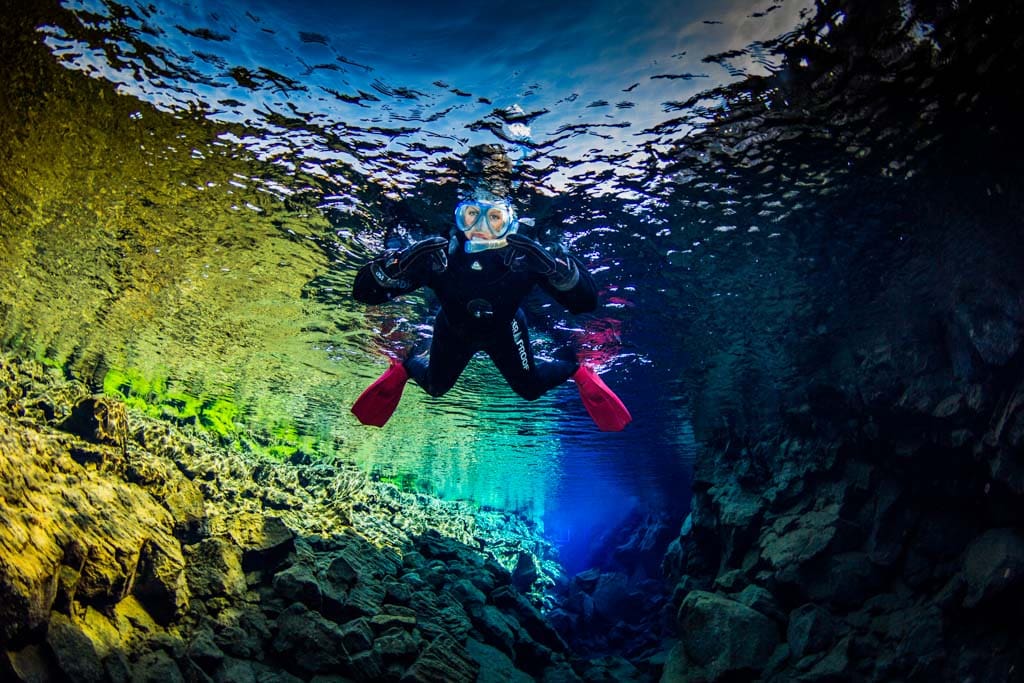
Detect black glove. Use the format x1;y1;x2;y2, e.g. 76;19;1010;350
371;236;447;287
505;233;579;290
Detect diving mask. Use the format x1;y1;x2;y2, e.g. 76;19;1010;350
454;199;519;253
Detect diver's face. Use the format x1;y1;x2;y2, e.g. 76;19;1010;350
455;201;514;239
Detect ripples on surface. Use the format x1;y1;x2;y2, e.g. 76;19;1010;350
2;0;1021;531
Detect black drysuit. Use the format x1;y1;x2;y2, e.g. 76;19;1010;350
353;240;598;400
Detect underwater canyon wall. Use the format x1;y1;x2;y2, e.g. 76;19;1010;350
659;1;1024;680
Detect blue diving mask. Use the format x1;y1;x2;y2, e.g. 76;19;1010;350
454;199;519;253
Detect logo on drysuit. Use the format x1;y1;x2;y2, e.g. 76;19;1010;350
511;319;530;371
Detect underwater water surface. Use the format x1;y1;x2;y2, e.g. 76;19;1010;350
2;0;1021;568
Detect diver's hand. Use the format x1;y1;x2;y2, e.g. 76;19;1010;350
505;233;579;290
373;236;447;287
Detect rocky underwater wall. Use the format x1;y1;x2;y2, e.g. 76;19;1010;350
656;1;1024;681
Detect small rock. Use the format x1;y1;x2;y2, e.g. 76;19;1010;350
226;515;294;572
45;612;106;683
273;562;323;609
961;528;1024;607
401;632;478;683
786;604;837;660
131;650;184;683
185;537;246;598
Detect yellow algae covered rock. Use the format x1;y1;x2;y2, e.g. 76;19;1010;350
0;413;185;641
0;353;574;681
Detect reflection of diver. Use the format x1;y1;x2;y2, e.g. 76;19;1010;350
351;146;630;431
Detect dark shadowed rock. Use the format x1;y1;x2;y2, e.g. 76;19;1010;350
131;650;184;683
132;539;188;626
210;606;272;659
374;627;420;662
735;584;786;623
213;657;258;683
58;396;127;449
273;602;349;674
186;626;224;673
465;638;532;683
490;586;567;653
45;612;106;683
511;551;538;592
678;591;779;679
469;604;517;656
339;617;374;654
401;632;478;683
449;578;486;607
961;528;1024;607
786;603;837;660
273;562;323;610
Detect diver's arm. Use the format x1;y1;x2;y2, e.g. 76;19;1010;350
352;237;447;304
539;251;598;314
505;234;598;314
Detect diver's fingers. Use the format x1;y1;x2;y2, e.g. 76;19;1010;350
399;236;447;271
506;234;556;273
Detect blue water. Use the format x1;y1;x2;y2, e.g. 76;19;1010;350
14;0;1007;570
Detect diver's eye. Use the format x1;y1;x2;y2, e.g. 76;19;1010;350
462;207;480;224
486;209;505;226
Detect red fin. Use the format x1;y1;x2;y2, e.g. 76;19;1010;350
573;366;632;432
351;361;409;427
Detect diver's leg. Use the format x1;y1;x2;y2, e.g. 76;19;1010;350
486;309;577;401
404;311;475;398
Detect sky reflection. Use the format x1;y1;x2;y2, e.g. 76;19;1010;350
46;0;813;194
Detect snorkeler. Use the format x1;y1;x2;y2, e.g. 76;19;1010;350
350;145;631;432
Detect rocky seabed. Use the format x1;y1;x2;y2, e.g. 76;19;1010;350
0;353;658;683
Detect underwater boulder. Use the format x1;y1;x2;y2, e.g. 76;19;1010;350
272;561;323;610
184;537;246;598
677;590;779;679
786;603;837;660
224;514;295;573
960;528;1024;608
44;612;107;683
272;602;351;675
401;632;479;683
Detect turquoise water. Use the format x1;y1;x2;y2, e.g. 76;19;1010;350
3;0;1019;568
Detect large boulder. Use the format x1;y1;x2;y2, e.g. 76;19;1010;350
677;591;780;679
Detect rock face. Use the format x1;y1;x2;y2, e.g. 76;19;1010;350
659;300;1024;681
0;353;617;682
653;2;1024;680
